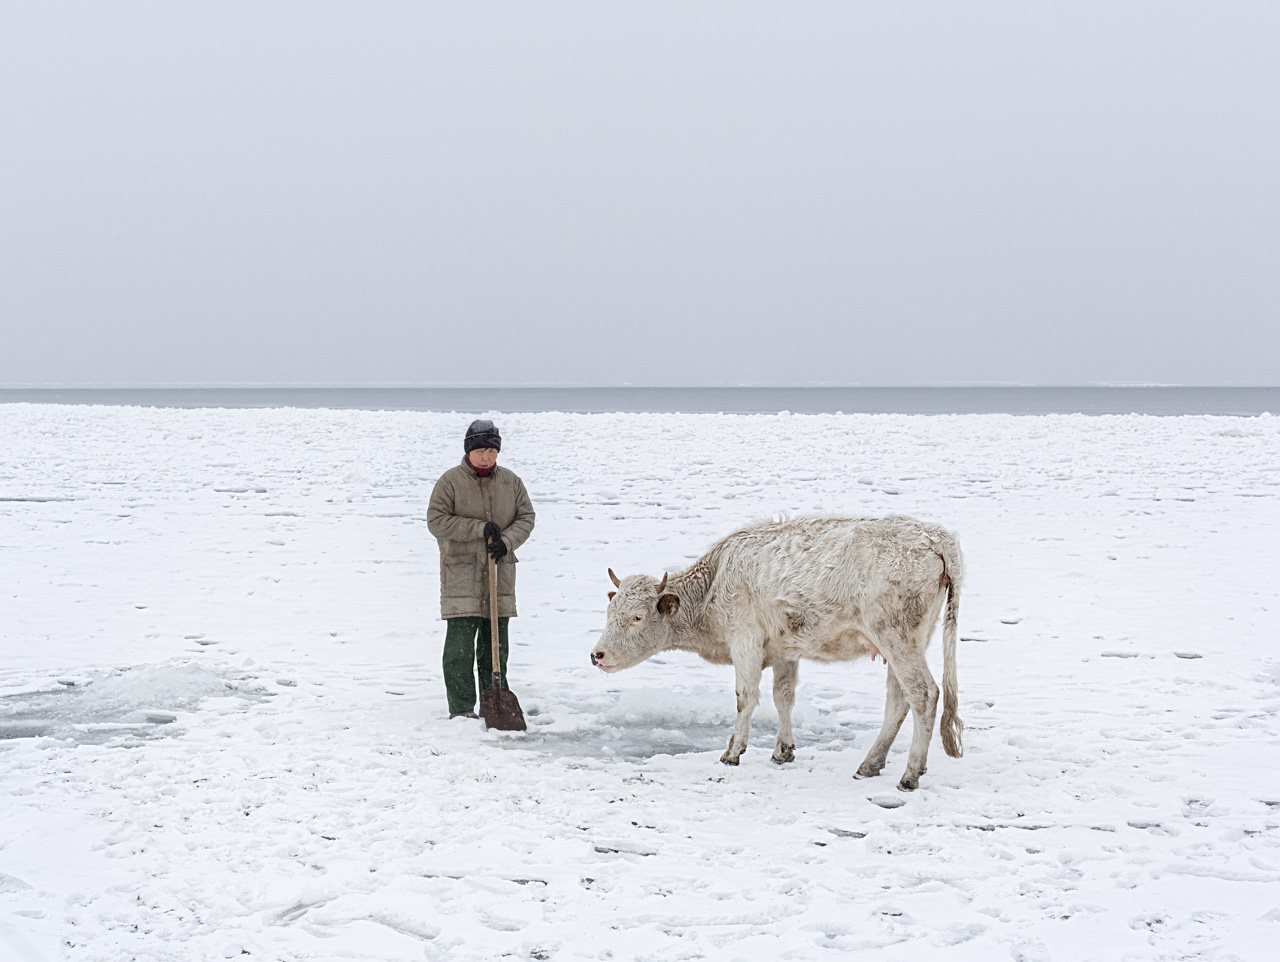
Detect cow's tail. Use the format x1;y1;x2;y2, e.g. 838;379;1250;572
935;528;965;759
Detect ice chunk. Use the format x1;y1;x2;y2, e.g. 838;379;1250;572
0;873;34;894
868;795;906;809
828;827;867;839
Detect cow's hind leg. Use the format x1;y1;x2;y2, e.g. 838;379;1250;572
721;636;764;766
857;669;908;779
888;648;940;792
771;660;799;764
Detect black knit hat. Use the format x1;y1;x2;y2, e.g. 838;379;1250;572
463;419;502;453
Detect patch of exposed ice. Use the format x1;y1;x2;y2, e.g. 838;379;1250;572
0;662;265;744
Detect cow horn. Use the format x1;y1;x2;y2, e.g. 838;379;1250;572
655;573;668;593
608;568;621;588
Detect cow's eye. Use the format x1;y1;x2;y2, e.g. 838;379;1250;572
632;615;642;623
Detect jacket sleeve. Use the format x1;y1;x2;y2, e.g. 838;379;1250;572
501;477;536;552
427;474;485;543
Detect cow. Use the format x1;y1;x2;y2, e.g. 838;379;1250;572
590;514;964;791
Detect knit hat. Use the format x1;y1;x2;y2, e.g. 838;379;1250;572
463;419;502;453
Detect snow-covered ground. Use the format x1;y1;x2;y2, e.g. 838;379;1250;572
1;404;1277;962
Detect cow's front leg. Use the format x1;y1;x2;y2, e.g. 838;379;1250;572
720;638;764;766
771;660;799;764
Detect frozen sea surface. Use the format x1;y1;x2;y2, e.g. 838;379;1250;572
1;405;1277;961
3;384;1279;415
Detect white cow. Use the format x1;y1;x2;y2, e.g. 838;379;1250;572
590;515;964;791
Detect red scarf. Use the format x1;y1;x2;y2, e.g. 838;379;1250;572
467;456;496;478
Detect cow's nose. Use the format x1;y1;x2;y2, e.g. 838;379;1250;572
591;651;603;665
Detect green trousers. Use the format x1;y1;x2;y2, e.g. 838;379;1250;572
443;616;510;715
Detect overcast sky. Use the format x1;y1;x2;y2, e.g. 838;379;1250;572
2;3;1277;386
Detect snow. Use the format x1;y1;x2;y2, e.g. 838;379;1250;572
1;404;1278;961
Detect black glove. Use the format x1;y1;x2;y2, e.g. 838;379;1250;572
487;537;508;562
483;521;502;544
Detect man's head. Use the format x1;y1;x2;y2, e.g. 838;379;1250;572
464;419;501;470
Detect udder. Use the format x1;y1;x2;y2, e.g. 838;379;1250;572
805;628;883;663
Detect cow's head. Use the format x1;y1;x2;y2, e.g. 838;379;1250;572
589;568;682;672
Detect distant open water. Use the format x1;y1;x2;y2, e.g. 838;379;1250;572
1;386;1277;416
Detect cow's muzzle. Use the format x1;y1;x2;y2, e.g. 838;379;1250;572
590;649;607;669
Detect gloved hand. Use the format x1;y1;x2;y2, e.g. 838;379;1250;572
483;521;502;544
487;537;508;562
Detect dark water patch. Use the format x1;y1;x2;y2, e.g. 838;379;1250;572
0;721;53;740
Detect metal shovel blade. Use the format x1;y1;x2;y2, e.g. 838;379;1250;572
481;683;526;731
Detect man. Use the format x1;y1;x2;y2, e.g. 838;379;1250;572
427;419;535;719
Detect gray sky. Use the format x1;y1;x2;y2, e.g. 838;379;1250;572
2;2;1277;386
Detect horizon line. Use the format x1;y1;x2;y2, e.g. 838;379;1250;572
2;381;1278;390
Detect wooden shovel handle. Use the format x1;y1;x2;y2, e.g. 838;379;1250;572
487;542;501;682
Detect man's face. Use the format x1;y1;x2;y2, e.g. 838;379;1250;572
469;448;499;469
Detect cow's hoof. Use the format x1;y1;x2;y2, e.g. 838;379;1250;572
720;754;740;766
771;744;795;765
897;775;919;792
856;762;883;779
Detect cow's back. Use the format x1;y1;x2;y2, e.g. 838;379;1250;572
709;515;948;594
703;515;955;660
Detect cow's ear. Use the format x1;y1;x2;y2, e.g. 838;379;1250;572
657;593;680;618
608;591;616;601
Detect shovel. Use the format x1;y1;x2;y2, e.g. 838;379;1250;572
480;541;527;731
